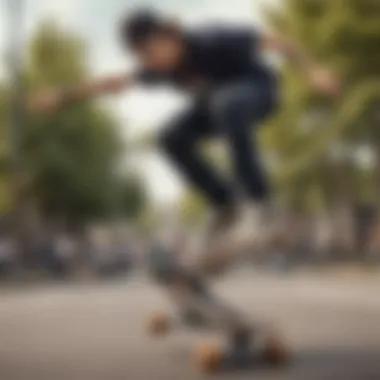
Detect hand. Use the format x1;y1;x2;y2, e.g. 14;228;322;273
308;66;340;96
28;90;63;114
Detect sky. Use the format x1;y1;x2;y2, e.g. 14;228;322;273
1;0;277;206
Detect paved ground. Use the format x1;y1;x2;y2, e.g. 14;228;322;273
0;272;380;380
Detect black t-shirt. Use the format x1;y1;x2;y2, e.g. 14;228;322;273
135;25;276;90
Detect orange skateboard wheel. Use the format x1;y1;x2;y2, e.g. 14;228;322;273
262;333;290;366
146;311;171;337
193;341;223;373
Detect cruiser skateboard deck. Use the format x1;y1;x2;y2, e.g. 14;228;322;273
146;244;289;373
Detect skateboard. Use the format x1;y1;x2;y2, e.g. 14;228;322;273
146;243;289;373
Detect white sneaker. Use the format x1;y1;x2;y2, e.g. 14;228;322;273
234;201;273;249
204;204;240;240
193;201;279;275
239;200;291;253
192;204;241;274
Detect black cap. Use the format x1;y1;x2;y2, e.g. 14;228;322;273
120;9;163;49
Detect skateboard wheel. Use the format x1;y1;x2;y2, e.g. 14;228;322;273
193;341;223;373
146;312;171;337
262;334;289;366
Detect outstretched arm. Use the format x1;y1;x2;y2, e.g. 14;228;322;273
260;33;340;96
29;73;135;113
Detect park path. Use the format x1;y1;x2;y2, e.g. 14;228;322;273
0;272;379;380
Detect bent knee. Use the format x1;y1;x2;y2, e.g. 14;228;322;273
211;88;254;126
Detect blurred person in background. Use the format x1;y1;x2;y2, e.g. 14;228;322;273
29;8;339;272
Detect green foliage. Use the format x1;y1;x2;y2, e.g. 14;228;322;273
2;21;145;224
28;21;88;88
264;0;380;210
179;191;206;226
115;175;147;219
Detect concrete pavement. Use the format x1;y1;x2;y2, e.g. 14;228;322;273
0;272;379;380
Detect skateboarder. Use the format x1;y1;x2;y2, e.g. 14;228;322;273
30;9;339;272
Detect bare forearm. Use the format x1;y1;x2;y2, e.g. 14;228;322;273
261;33;315;72
29;73;135;113
280;42;314;71
60;74;133;104
260;32;340;96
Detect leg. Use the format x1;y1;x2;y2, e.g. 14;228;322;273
158;103;235;208
158;104;241;275
197;81;277;273
211;80;275;201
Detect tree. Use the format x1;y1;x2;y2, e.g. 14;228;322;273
261;0;380;258
115;174;147;220
0;87;12;212
1;21;145;231
264;0;380;211
179;191;206;226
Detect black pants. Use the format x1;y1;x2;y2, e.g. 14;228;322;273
159;78;276;207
